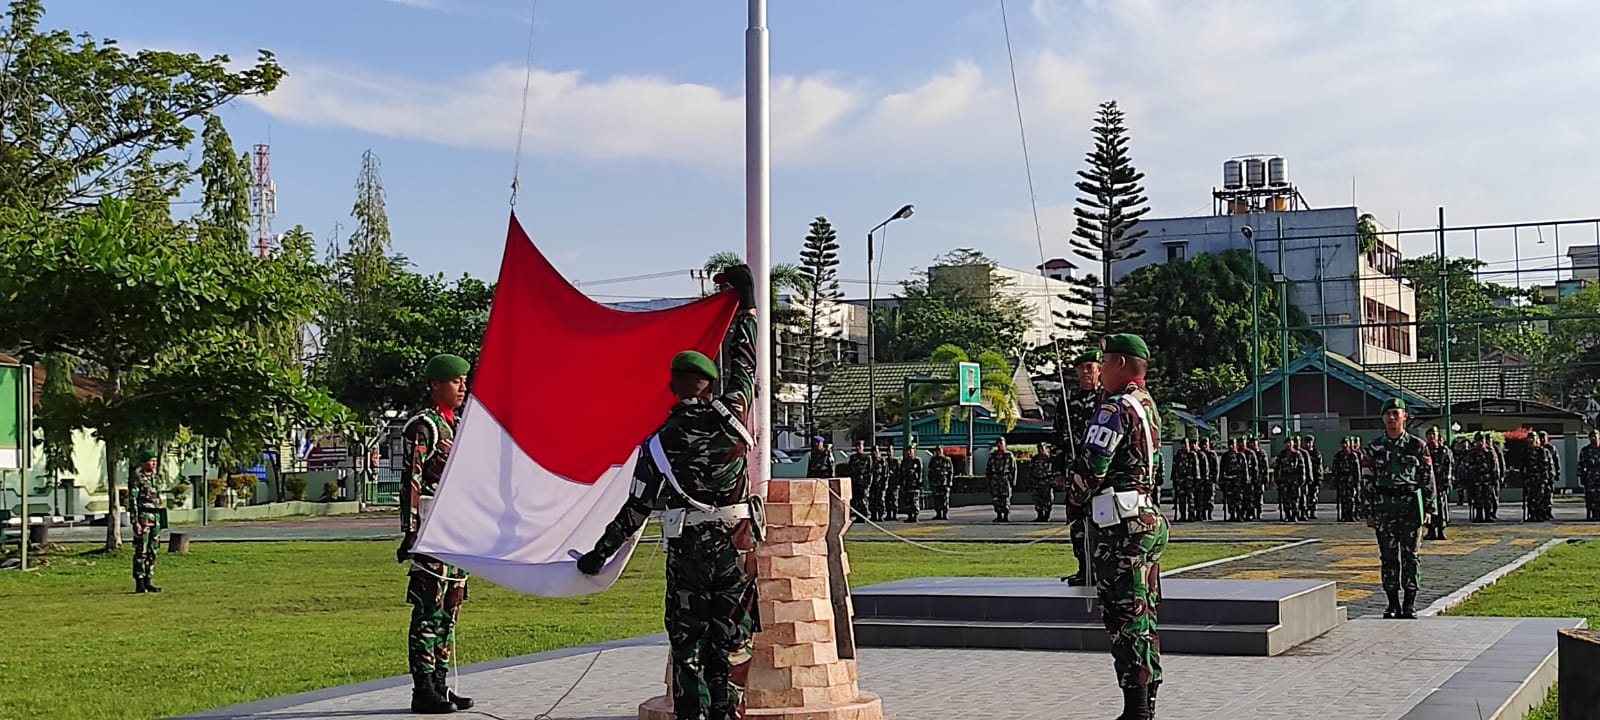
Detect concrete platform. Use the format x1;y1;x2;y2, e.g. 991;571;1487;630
178;616;1580;720
852;577;1345;656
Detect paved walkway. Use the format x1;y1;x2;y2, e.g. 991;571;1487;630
181;616;1580;720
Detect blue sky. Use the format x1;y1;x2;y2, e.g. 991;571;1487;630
41;0;1600;299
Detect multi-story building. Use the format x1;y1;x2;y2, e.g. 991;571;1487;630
1109;155;1417;365
925;261;1094;350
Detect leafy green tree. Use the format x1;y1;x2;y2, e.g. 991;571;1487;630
34;353;78;478
1542;283;1600;407
196;115;253;252
1165;364;1249;412
0;0;283;212
1400;254;1547;361
877;249;1033;362
795;217;841;433
1066;100;1149;333
1116;249;1317;404
0;198;342;549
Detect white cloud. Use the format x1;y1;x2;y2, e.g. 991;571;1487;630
254;0;1600;245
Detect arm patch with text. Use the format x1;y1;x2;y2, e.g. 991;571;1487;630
1083;401;1124;457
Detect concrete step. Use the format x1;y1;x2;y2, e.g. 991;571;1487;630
854;617;1285;655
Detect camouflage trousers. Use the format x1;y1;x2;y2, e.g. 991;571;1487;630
1427;486;1451;531
1586;484;1600;520
1093;513;1168;689
1374;521;1421;593
849;477;870;518
868;479;888;520
990;482;1012;515
131;511;162;580
664;527;759;720
929;482;952;514
407;557;468;674
1069;517;1088;576
898;482;922;519
1033;482;1055;519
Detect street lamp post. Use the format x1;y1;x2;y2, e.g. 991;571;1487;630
866;204;915;446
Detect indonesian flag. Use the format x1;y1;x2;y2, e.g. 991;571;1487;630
413;213;737;596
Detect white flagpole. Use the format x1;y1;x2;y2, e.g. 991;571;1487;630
746;0;772;499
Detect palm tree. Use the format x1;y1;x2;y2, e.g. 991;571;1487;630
702;251;808;324
916;344;1021;432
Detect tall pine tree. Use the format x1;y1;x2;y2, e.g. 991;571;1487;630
196;115;252;252
1064;100;1149;335
796;217;840;434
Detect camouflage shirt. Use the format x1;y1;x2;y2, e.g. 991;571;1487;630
1361;432;1435;521
807;447;833;478
1427;443;1454;492
986;450;1017;488
1055;384;1103;469
847;451;872;483
1070;380;1161;503
927;454;955;487
1332;449;1360;485
1579;445;1600;486
130;470;163;513
400;404;457;534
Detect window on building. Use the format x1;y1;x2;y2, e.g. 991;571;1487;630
1365;238;1402;279
1164;241;1187;262
1362;298;1411;355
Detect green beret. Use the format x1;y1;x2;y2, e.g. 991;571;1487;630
670;350;718;380
1381;397;1406;412
425;354;471;382
1101;333;1149;360
137;449;158;462
1072;349;1103;366
1426;426;1440;435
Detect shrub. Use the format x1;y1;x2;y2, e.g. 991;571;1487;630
284;475;307;501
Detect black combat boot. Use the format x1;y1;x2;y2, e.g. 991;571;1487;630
134;577;146;594
411;671;456;714
145;580;162;593
1147;680;1160;717
1383;589;1400;619
1399;590;1418;620
1117;684;1152;720
434;669;472;710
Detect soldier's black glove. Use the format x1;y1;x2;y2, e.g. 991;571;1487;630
714;264;757;310
397;532;417;564
575;549;607;576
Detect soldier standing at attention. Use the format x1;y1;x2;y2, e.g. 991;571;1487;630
1302;435;1324;520
883;446;902;521
1424;428;1454;540
577;265;762;720
129;449;164;594
847;440;872;519
868;445;891;522
987;437;1017;522
1543;431;1561;519
1332;437;1360;522
1578;430;1600;521
1057;350;1104;581
1220;438;1249;522
1274;438;1304;522
1362;398;1434;620
897;445;924;523
397;352;474;714
1065;334;1167;720
806;436;832;479
1463;434;1486;523
1249;436;1269;520
1032;443;1056;522
1171;438;1195;523
1195;437;1217;522
927;448;956;520
1523;433;1552;522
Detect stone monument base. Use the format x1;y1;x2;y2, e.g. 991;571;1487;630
638;692;884;720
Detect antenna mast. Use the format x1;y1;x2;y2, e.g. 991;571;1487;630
251;143;276;257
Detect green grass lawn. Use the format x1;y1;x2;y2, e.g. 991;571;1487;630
1;538;1265;720
1444;539;1600;720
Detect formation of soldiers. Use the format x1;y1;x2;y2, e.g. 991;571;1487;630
840;440;956;523
1172;434;1329;523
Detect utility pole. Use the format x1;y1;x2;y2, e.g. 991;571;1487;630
1246;226;1262;436
1439;207;1451;439
1277;217;1290;440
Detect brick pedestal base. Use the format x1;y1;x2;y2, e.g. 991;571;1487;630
638;477;883;720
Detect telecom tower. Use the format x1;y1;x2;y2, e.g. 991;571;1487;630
251;143;276;257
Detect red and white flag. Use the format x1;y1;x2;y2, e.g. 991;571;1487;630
413;214;737;596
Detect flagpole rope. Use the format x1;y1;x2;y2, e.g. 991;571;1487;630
509;0;541;207
531;532;665;720
825;485;1073;555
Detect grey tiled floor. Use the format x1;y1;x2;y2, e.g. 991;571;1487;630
189;617;1562;720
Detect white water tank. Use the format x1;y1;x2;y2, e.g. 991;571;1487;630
1244;158;1267;187
1268;156;1289;186
1222;159;1243;189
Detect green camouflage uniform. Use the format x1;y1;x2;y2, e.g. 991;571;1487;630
587;312;761;720
1031;448;1055;520
1303;440;1323;520
1361;431;1434;600
1067;380;1168;690
1523;441;1554;522
1425;441;1453;536
1332;445;1361;522
1579;440;1600;521
847;448;872;518
986;447;1017;521
1056;385;1103;571
896;453;924;521
927;454;955;519
400;404;470;676
869;450;892;522
129;469;163;584
1195;441;1218;521
1170;445;1193;522
1273;448;1305;522
1220;444;1249;522
1250;442;1270;521
806;445;832;479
